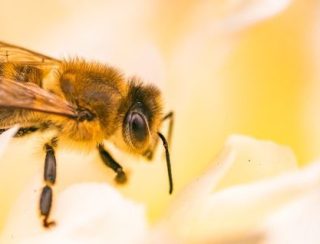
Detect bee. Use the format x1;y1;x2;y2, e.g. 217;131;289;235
0;41;174;228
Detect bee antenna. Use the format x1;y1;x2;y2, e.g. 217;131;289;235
157;132;173;194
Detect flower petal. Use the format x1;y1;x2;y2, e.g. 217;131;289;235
262;165;320;244
0;182;148;243
154;135;314;243
0;126;19;160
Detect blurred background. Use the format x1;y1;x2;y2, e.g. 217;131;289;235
0;0;319;230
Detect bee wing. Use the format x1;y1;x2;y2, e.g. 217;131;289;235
0;77;77;118
0;42;75;117
0;41;60;66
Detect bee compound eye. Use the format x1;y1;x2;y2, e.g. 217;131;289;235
129;112;148;143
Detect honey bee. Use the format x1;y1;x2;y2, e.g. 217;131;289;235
0;41;174;228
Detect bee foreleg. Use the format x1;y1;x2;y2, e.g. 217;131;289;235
98;144;127;184
144;111;174;160
39;139;57;228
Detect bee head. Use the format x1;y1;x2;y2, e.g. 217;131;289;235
119;78;162;155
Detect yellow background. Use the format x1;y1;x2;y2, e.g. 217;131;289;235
0;0;319;229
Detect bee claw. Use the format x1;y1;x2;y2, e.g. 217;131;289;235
43;217;56;229
115;169;127;184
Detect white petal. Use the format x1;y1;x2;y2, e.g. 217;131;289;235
1;182;148;244
0;126;19;159
262;173;320;244
154;135;308;243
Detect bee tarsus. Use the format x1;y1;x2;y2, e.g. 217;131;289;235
115;168;127;184
40;141;57;228
98;144;127;184
40;185;55;228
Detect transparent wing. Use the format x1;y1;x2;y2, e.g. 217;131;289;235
0;41;60;66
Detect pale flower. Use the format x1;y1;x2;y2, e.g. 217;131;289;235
0;127;19;159
2;135;320;243
1;0;320;243
153;136;320;243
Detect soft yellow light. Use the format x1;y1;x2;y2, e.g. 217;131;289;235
0;0;319;242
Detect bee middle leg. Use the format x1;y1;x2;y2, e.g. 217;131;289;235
39;138;57;228
98;144;127;184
